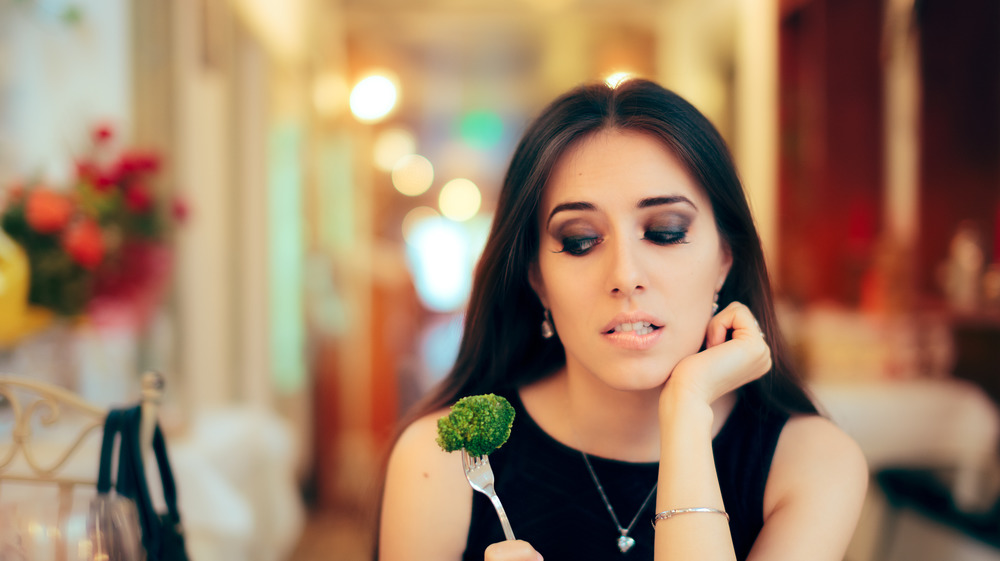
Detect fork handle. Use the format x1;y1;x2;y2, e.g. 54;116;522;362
486;487;516;540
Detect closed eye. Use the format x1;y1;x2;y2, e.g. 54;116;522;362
644;229;688;245
554;236;602;256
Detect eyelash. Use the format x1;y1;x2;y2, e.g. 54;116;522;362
644;229;689;246
555;236;602;256
554;230;689;256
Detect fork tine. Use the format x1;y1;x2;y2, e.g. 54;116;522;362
460;449;516;540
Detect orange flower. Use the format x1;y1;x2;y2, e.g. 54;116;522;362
62;219;105;270
25;189;73;234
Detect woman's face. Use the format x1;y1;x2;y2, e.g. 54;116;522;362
532;128;732;391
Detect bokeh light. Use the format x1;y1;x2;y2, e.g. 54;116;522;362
418;313;465;389
374;128;417;172
459;110;504;150
438;178;481;222
349;74;398;122
405;217;471;312
402;206;440;243
391;154;434;196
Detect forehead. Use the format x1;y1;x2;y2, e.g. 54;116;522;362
542;129;708;210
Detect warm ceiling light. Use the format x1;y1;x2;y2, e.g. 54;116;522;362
350;74;398;122
605;72;633;89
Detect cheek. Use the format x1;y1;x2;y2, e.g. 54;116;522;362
537;255;588;297
660;265;718;332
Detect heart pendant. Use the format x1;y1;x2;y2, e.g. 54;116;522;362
617;535;635;553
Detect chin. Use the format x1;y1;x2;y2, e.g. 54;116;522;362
568;350;683;391
598;367;673;393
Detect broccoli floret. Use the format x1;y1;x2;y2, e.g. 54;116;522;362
436;394;515;457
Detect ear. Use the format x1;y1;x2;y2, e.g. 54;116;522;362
528;260;549;309
716;241;733;292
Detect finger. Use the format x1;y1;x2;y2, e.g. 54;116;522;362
484;540;544;561
706;303;772;376
722;303;773;373
721;301;766;341
705;301;757;347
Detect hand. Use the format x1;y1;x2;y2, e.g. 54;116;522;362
485;540;544;561
665;301;772;406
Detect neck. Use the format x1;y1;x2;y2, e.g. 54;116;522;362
575;380;662;458
545;369;663;462
521;367;738;463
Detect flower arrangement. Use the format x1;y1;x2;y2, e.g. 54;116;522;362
0;124;185;339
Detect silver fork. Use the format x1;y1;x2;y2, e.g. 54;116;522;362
461;449;516;540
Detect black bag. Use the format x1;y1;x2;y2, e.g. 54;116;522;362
109;405;190;561
92;408;144;561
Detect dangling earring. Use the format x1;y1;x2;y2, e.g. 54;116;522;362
712;292;720;315
541;309;555;339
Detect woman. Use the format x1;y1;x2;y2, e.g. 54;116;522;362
379;78;867;560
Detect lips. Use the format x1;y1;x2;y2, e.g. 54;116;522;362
608;321;656;336
600;313;664;334
600;313;664;350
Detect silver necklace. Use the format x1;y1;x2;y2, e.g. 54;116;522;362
580;451;658;554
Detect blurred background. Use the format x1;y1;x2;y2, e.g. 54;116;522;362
0;0;999;560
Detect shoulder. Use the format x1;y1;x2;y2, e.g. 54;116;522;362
774;414;867;479
748;414;868;559
379;409;472;561
393;408;454;463
766;414;868;507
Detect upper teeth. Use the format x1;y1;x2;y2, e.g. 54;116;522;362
614;322;653;334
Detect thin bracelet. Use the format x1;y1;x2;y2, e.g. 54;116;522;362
651;507;730;528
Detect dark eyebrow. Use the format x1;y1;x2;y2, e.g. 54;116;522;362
546;201;596;227
547;196;697;228
637;195;697;209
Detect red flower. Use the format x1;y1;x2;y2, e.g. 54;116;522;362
25;189;73;234
137;151;161;173
94;168;120;192
171;197;189;223
93;124;113;143
62;219;105;270
75;160;97;183
117;150;161;176
124;184;153;213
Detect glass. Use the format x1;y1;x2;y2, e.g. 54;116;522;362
0;496;142;561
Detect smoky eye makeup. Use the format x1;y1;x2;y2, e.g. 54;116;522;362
643;213;693;245
549;221;603;256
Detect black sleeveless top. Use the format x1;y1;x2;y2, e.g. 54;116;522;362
463;389;789;561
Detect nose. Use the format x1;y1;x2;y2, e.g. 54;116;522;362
605;236;647;296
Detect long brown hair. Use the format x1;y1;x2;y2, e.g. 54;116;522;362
372;77;817;560
406;78;816;421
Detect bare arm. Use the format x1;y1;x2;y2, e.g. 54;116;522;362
380;410;544;561
747;415;868;561
379;411;472;561
654;388;737;559
653;302;867;560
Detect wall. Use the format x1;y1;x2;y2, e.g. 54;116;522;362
0;0;131;187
